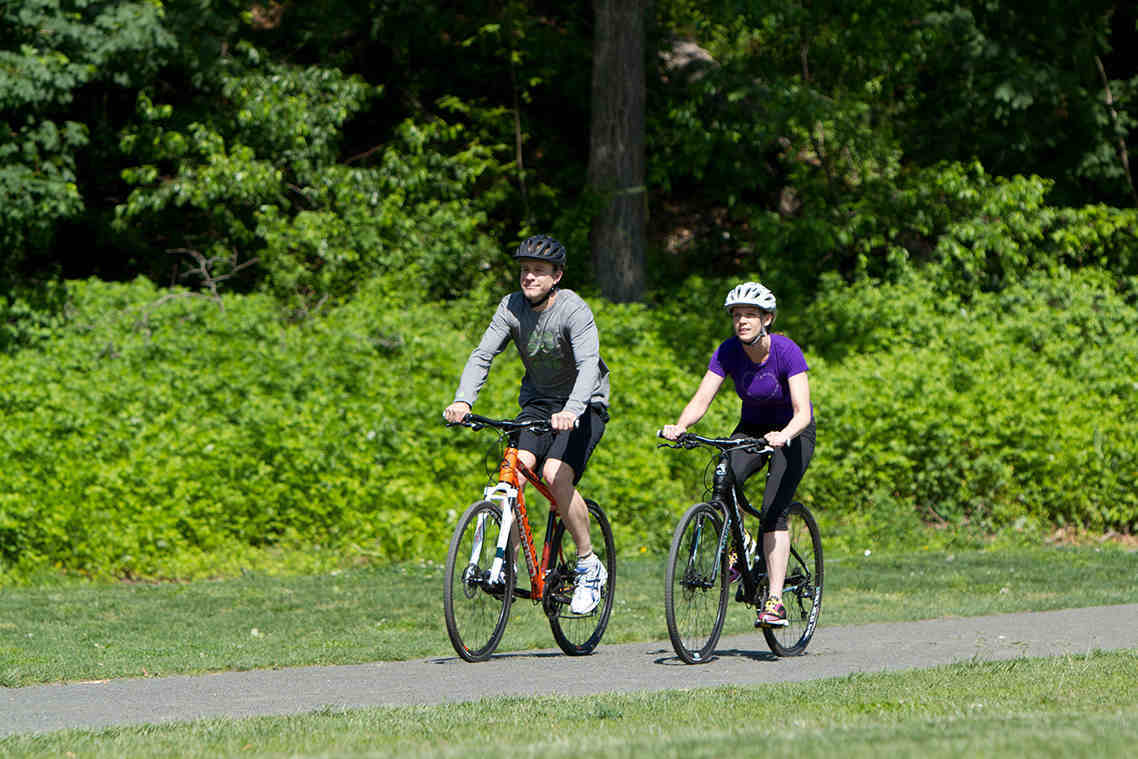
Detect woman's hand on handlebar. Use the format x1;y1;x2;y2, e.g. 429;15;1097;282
764;429;790;448
659;424;686;441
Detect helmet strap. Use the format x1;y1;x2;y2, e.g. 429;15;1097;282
743;323;766;346
742;314;770;347
526;285;557;309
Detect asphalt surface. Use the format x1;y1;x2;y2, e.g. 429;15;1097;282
4;603;1138;737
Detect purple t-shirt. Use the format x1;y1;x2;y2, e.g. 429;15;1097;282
708;334;812;428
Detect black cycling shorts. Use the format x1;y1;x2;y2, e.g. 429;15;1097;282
728;419;816;533
514;401;609;485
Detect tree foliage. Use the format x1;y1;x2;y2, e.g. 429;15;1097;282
0;0;175;284
648;0;1136;302
2;1;1135;302
2;1;1138;580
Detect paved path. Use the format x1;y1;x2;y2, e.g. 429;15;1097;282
4;603;1137;737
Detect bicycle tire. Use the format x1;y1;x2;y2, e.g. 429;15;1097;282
548;499;615;656
443;500;516;662
762;501;823;656
664;502;729;664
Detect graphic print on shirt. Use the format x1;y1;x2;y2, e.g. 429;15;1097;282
738;366;781;401
525;328;563;372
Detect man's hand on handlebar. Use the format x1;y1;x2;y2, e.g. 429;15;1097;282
442;401;471;425
550;410;578;432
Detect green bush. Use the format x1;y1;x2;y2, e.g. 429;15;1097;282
1;267;1135;583
802;267;1138;540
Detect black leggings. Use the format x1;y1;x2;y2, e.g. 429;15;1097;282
728;419;815;534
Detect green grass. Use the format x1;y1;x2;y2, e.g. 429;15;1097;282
2;650;1136;758
2;544;1136;687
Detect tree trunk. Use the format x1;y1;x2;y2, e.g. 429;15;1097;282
587;0;647;303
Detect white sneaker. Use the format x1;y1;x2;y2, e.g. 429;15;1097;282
570;553;608;614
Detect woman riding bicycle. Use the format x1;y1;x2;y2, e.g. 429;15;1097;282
443;234;611;615
660;281;815;628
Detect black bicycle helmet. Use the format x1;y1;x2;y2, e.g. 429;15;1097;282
513;234;567;268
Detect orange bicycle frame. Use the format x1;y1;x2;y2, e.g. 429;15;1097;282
494;444;559;601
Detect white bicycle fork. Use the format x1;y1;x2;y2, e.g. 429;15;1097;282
469;482;518;585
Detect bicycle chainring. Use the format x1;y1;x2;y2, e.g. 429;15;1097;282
541;567;570;618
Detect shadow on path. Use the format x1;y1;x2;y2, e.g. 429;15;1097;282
4;604;1137;737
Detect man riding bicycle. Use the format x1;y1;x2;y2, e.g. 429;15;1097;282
443;234;611;614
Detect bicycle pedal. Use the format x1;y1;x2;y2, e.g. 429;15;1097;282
736;583;763;605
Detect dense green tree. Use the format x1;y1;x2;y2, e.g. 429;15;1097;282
0;0;175;286
902;0;1137;208
2;0;1136;305
647;0;1136;302
115;47;510;310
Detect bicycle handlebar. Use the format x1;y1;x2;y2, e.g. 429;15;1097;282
446;413;552;435
656;430;773;455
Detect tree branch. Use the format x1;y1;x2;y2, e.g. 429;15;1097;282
1095;55;1138;208
135;248;259;336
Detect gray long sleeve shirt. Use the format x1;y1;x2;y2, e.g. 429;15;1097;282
454;289;610;418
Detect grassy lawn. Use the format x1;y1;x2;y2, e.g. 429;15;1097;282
2;650;1136;758
2;544;1136;687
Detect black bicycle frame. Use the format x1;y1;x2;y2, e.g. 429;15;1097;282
709;448;768;606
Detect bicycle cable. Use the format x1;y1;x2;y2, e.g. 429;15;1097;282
701;455;716;501
482;430;509;484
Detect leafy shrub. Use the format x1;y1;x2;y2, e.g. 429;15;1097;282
935;170;1138;294
1;266;1135;583
804;267;1138;539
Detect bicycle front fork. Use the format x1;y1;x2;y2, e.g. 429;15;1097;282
475;482;519;586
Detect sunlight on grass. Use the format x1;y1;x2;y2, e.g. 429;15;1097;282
1;545;1136;686
2;651;1136;758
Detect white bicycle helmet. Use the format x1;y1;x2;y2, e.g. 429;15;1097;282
723;281;776;312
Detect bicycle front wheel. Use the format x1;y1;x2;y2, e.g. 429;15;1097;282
443;500;516;662
665;502;729;664
547;499;615;656
763;501;823;657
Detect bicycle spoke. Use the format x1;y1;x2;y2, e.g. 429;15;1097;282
762;502;823;656
548;500;615;656
665;503;729;664
443;501;515;662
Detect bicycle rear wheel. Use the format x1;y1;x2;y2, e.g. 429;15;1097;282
665;502;729;664
547;499;615;656
443;500;516;662
762;501;823;656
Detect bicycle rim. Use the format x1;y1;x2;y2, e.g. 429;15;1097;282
548;500;615;656
763;502;823;656
665;502;729;664
443;500;516;662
